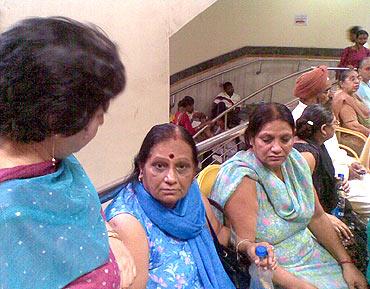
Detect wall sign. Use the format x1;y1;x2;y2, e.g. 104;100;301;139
294;14;308;26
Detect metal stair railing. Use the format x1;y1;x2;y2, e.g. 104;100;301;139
99;66;348;203
170;57;337;97
193;66;347;139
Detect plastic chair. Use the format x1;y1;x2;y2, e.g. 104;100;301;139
335;126;367;143
335;127;367;159
338;144;360;161
197;164;220;197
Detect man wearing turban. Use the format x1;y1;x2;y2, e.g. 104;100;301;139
292;65;331;121
292;66;350;171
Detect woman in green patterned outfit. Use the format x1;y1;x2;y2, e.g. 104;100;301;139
210;103;366;289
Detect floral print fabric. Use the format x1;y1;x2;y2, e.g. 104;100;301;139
106;183;204;289
210;149;348;289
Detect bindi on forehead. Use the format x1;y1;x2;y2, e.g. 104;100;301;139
169;153;175;159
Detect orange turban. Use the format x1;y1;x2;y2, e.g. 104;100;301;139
293;65;328;100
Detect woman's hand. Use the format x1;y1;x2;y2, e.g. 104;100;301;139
349;162;367;180
325;213;353;240
243;241;277;270
117;242;137;289
106;223;137;289
342;263;367;289
341;179;350;195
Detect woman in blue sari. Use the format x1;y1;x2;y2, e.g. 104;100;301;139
105;123;276;289
0;17;134;289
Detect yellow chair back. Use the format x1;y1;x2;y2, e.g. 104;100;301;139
197;164;220;197
359;136;370;171
335;127;367;159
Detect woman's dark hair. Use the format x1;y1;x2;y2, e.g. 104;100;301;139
177;99;185;108
244;103;294;148
124;123;198;185
0;17;126;143
338;69;357;85
182;97;193;107
356;29;369;38
349;26;363;35
296;104;334;142
182;95;194;105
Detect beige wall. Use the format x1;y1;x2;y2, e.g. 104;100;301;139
170;0;370;74
0;0;216;189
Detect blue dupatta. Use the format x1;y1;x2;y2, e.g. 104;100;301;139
0;155;109;289
134;180;235;289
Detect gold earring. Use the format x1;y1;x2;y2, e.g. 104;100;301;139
51;136;56;166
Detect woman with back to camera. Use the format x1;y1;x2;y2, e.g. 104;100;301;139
0;17;135;289
294;104;370;275
210;103;366;288
294;104;353;238
105;123;276;289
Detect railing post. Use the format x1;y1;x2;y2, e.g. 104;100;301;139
296;61;301;72
224;113;228;132
193;66;343;139
256;62;263;75
269;86;274;103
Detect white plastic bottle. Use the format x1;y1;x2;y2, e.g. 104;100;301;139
249;245;274;289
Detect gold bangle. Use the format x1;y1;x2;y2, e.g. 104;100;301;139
236;238;251;261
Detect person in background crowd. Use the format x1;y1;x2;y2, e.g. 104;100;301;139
332;70;370;139
291;65;332;122
210;103;367;289
183;95;195;120
338;29;370;70
174;96;213;137
212;82;242;116
172;97;197;135
172;99;186;124
0;17;135;289
292;66;366;189
348;26;363;43
357;57;370;109
191;111;213;141
291;65;344;172
294;105;352;239
105;123;276;289
347;26;369;48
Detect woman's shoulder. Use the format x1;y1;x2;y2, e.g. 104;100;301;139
210;150;257;207
218;150;256;179
105;182;142;222
362;46;370;53
293;142;320;158
341;46;353;54
224;149;252;163
332;91;348;112
290;147;313;164
333;90;347;100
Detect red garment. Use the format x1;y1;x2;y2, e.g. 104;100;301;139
338;46;370;69
173;111;196;135
0;161;121;289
